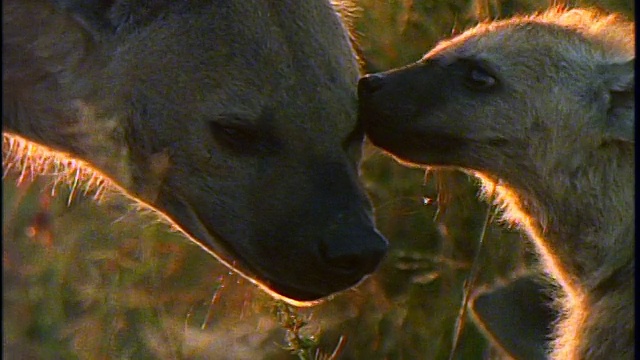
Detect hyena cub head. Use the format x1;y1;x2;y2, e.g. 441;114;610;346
358;8;634;196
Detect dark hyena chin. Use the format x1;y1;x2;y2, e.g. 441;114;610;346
359;7;634;359
3;0;388;306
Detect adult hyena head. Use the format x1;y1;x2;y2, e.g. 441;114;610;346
3;0;388;303
358;8;634;195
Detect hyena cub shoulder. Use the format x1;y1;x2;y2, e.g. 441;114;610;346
358;7;634;360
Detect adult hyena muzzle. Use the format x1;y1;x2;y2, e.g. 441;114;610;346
159;158;390;302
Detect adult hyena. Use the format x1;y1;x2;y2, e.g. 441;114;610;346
3;0;388;305
358;7;634;359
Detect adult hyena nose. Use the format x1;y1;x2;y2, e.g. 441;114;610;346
319;216;388;280
358;73;387;97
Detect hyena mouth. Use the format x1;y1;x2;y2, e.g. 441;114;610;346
155;192;251;273
363;120;471;165
154;192;330;305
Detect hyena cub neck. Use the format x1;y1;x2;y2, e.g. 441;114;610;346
359;7;634;360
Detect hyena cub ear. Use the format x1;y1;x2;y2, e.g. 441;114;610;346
600;58;634;143
469;275;557;360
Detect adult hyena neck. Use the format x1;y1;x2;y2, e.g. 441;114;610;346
2;1;134;189
2;96;133;190
479;148;634;300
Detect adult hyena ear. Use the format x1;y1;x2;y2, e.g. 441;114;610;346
601;58;634;143
54;0;167;38
54;0;116;36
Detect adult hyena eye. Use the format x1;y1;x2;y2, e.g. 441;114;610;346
208;120;258;152
464;65;498;91
207;117;280;155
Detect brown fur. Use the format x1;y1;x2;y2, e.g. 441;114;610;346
3;0;389;305
359;7;634;359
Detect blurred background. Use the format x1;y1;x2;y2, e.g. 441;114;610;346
2;0;633;359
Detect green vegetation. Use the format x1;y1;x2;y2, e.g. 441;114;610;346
3;0;633;359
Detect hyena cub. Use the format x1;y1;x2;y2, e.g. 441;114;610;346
358;7;634;360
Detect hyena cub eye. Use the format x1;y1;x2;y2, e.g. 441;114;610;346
462;60;498;91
